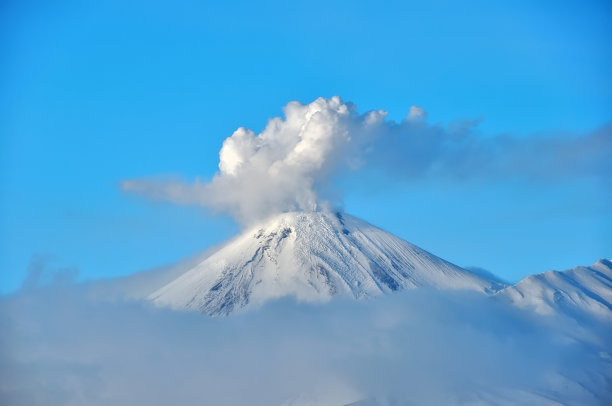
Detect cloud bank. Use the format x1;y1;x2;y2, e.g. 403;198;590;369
2;280;611;406
122;97;612;225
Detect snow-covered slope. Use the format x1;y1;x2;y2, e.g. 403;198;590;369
499;259;612;319
149;211;501;315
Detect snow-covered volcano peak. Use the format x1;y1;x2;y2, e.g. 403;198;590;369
149;211;502;316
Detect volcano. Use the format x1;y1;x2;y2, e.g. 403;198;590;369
149;211;503;316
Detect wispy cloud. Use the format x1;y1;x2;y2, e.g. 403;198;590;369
20;254;78;290
122;97;611;225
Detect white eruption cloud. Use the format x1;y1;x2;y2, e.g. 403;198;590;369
122;97;387;224
122;97;612;225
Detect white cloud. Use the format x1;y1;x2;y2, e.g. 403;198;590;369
1;282;610;405
406;105;427;122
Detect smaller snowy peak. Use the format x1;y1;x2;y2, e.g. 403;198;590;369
149;211;500;316
500;259;612;319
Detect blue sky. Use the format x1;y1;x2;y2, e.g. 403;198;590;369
1;0;611;292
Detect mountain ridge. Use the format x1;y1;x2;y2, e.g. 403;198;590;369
498;258;612;320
